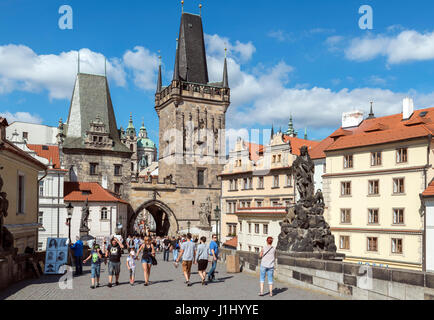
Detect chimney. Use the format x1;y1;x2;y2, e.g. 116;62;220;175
402;97;414;120
342;110;364;129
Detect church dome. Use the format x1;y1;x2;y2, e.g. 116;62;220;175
137;137;156;149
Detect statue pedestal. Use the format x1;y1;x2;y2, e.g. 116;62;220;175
197;225;213;240
79;228;94;244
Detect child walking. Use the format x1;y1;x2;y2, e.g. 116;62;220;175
83;243;103;289
126;249;136;286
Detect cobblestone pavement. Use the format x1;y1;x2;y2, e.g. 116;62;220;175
0;253;336;300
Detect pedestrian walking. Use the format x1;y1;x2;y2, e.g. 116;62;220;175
163;236;171;261
137;236;155;286
172;236;180;262
195;236;209;286
259;236;276;297
127;235;134;250
70;236;83;276
83;243;103;289
175;233;196;287
207;234;219;282
106;236;124;288
126;249;136;286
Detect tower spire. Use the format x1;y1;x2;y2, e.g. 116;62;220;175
181;0;184;13
173;39;180;82
222;47;229;88
199;3;202;16
271;124;275;139
367;101;375;119
157;52;162;93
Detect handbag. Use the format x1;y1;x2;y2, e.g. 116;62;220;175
151;255;158;266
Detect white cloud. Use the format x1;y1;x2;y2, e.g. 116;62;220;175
268;30;293;42
123;46;159;91
0;45;127;100
205;34;256;63
345;29;434;64
0;111;43;124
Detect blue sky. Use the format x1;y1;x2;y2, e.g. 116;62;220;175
2;0;434;148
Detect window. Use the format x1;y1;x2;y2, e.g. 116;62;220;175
393;209;405;225
368;209;379;224
90;163;98;175
254;247;260;253
239;243;242;251
285;174;292;187
248;246;252;252
344;155;353;168
257;177;264;189
392;238;403;254
371;152;382;166
114;164;122;176
396;148;408;163
255;224;260;234
340;236;350;250
393;178;405;194
341;182;351;196
227;224;237;236
273;175;279;188
272;155;276;163
38;212;43;225
263;224;269;235
340;209;351;224
368;180;379;195
323;163;326;174
256;200;263;207
131;162;134;171
367;237;378;252
239;222;242;233
114;183;122;195
39;181;44;197
130;144;134;151
22;132;28;140
248;223;252;234
277;154;282;163
248;177;253;189
197;169;205;186
101;207;108;220
272;200;280;207
18;174;25;214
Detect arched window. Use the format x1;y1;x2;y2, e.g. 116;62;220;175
130;144;134;151
101;207;108;220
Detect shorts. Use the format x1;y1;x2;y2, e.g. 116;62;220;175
91;264;101;279
182;260;193;274
129;268;136;278
260;266;274;285
198;259;208;271
108;261;121;276
141;257;153;265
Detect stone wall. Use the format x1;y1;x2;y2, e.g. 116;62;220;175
219;248;434;300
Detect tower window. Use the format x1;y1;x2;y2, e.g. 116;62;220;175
90;163;98;175
114;165;122;176
197;169;205;186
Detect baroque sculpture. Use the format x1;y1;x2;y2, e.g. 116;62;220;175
199;196;212;227
80;198;90;231
277;146;337;254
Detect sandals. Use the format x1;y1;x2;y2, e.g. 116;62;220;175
258;292;264;297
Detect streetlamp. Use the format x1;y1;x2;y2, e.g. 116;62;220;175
187;220;191;233
214;205;221;245
66;202;73;242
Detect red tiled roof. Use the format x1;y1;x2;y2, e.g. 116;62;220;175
64;182;128;204
223;236;237;248
1;140;46;170
283;135;320;156
244;142;264;162
423;180;434;197
27;144;61;169
325;107;434;152
309;136;335;160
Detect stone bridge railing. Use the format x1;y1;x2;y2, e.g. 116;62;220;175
220;248;434;300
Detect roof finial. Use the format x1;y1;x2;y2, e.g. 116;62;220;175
181;0;184;13
199;3;202;16
367;100;375;119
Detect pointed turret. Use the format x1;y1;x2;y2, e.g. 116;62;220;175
367;101;375;119
126;113;136;137
173;39;180;82
222;49;229;88
286;114;295;136
157;55;162;93
271;124;275;139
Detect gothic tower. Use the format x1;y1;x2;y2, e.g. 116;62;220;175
155;12;230;194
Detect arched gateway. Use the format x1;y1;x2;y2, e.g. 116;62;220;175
128;200;179;236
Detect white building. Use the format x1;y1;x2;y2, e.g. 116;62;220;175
64;182;129;240
9;130;68;250
6;121;58;145
422;181;434;273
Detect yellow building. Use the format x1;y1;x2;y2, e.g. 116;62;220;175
323;100;433;271
0;118;46;253
219;132;318;251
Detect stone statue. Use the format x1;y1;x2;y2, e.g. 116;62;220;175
0;170;10;251
293;146;315;203
80;198;90;231
199;196;212;227
277;146;337;255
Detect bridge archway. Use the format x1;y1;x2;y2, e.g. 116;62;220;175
128;200;179;236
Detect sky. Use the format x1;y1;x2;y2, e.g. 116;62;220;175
2;0;434;149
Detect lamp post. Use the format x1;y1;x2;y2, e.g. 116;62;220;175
214;205;221;245
66;203;73;242
187;220;191;233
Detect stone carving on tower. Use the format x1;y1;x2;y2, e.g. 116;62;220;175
84;116;114;150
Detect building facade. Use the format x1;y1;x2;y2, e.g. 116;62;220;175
323;99;433;271
6;121;58;145
0;118;46;253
